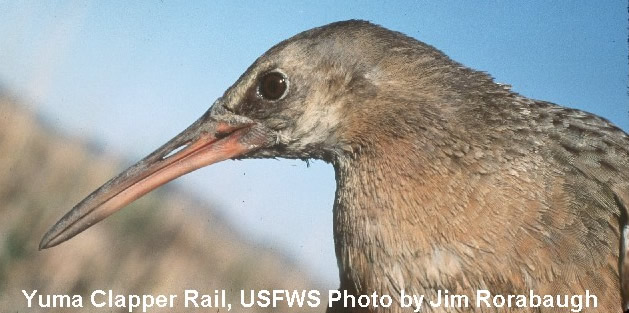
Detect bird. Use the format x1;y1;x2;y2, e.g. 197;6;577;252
40;20;629;312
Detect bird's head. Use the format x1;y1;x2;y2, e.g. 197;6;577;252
210;20;393;161
40;20;482;249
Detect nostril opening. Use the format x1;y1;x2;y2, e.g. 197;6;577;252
215;131;230;140
162;143;189;160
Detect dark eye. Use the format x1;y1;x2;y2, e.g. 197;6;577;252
258;71;288;100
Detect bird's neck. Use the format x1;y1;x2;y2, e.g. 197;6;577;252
331;128;484;297
328;83;524;297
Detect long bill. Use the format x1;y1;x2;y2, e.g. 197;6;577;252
39;107;273;249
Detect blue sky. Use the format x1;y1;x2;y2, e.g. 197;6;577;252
0;1;627;286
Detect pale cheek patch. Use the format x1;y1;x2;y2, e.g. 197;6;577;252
293;102;341;149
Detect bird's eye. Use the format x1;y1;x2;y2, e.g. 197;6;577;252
258;71;288;101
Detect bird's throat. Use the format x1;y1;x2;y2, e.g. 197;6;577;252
331;144;458;297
